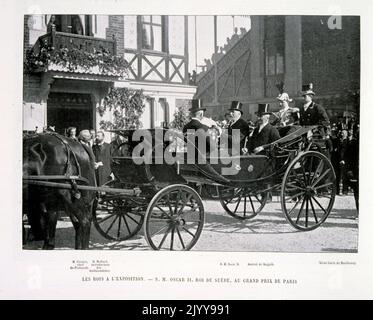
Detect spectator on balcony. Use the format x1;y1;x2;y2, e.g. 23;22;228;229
47;15;56;33
204;58;212;70
211;46;223;64
71;17;84;35
239;27;247;37
224;37;233;52
231;27;240;45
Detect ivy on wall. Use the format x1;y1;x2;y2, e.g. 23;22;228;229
98;87;147;130
169;104;190;131
24;43;129;77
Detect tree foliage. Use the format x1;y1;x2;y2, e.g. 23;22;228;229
169;103;190;130
98;87;147;130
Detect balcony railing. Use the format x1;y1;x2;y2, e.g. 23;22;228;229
32;27;116;56
25;26;128;77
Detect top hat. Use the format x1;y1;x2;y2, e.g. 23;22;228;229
256;103;272;116
277;92;293;102
189;99;206;113
228;100;243;114
301;83;315;96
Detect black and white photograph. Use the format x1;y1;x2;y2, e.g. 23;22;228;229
2;0;373;301
22;13;360;253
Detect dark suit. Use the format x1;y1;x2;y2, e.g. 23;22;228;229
248;123;280;153
227;118;251;153
183;119;211;155
92;142;112;186
299;102;329;127
183;119;210;133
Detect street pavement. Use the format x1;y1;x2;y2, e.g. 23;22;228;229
24;194;358;252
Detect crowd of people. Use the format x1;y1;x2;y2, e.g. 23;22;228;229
189;27;249;84
182;82;359;211
65;127;114;187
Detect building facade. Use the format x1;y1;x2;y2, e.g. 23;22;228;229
195;15;360;123
23;15;196;135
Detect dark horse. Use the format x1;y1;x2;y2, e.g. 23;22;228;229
23;133;96;249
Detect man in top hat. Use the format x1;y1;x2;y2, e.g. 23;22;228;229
299;83;329;128
226;100;251;154
247;104;280;154
183;99;210;133
183;99;213;155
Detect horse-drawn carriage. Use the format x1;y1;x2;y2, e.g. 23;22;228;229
23;125;336;250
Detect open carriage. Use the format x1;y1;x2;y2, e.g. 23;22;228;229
92;125;336;250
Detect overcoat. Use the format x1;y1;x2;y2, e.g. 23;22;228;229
92;142;112;186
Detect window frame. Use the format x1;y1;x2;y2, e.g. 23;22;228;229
140;15;166;52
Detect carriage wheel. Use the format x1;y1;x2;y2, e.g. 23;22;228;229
144;184;204;251
218;186;268;220
281;151;336;231
93;180;144;241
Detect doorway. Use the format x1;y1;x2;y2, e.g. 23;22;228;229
47;92;94;135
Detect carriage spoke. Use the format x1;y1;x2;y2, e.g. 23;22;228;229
182;226;196;238
233;194;242;214
158;225;172;249
314;182;334;190
123;215;132;235
104;214;119;236
288;173;307;188
286;182;306;191
300;160;309;186
248;195;256;214
296;196;307;224
177;194;193;216
97;213;117;224
167;194;174;215
174;190;181;215
308;155;314;185
310;159;324;185
287;196;303;216
170;227;175;250
117;215;122;239
125;213;142;225
176;227;185;249
151;224;169;237
312;168;332;188
311;196;328;215
244;195;247;217
288;190;306;201
155;205;172;219
305;197;309;228
309;197;318;224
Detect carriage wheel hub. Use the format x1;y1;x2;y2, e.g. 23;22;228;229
305;186;315;196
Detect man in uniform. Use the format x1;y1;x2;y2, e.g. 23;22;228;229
227;100;251;154
248;104;280;154
299;83;329;128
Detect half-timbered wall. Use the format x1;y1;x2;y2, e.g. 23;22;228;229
124;15;189;84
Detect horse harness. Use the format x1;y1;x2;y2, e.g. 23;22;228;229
24;132;92;202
